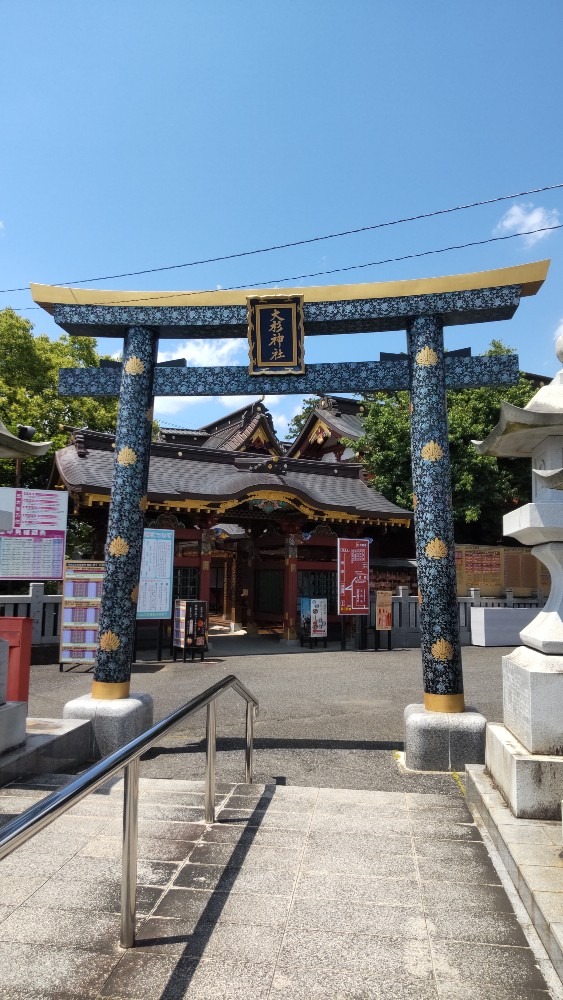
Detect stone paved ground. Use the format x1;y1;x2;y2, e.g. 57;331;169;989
0;775;556;999
29;643;505;787
0;642;552;997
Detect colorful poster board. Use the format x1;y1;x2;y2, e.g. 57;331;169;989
299;597;328;638
310;598;327;637
173;600;208;657
0;488;68;581
375;591;393;631
60;528;176;666
337;538;370;615
60;560;104;666
137;528;174;620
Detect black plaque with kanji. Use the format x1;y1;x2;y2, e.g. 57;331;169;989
247;294;305;375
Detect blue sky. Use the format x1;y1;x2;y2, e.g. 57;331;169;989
1;1;562;439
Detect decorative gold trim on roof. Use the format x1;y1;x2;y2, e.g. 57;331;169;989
30;260;550;312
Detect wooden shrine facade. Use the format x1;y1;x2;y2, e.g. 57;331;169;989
54;425;411;638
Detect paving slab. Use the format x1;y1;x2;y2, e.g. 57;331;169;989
0;774;558;998
0;643;559;998
467;763;563;990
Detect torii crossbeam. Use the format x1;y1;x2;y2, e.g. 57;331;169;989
32;260;549;710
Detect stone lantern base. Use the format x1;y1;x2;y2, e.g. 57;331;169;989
485;723;563;819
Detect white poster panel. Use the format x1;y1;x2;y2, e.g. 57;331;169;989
137;528;174;619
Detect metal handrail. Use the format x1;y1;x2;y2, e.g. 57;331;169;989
0;674;258;948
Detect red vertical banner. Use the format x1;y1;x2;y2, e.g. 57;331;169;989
337;538;370;615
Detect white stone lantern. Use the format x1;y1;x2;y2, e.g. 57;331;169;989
474;339;563;816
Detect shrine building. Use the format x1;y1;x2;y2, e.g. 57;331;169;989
52;399;412;639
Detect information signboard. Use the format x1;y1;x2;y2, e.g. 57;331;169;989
173;600;208;660
310;598;328;637
375;591;393;631
0;488;68;581
137;528;174;620
60;560;104;668
337;538;370;615
60;528;175;668
299;597;328;638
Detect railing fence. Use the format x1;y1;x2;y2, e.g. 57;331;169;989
0;583;546;650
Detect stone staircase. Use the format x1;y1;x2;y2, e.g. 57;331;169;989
0;769;558;999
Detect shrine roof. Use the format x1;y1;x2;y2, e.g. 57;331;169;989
160;403;283;454
55;430;410;524
285;396;364;458
31;261;549;338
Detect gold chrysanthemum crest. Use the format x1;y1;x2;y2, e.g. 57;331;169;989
99;631;120;652
130;585;139;604
117;446;137;466
431;638;454;661
425;537;448;559
124;356;145;375
139;495;149;513
146;406;154;422
109;536;129;557
415;346;438;366
421;441;444;462
412;494;417;509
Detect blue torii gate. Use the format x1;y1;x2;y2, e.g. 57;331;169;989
32;259;549;712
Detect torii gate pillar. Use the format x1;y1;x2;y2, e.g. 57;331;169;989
408;315;464;712
31;260;549;764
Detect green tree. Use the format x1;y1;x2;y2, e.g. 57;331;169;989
0;308;118;490
348;341;536;544
287;396;320;438
277;339;538;546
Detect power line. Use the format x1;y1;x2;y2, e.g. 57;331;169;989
11;221;560;313
1;181;562;294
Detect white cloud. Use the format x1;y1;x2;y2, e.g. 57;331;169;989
153;395;202;417
158;338;246;367
0;221;4;232
493;202;560;247
271;413;290;438
554;318;563;342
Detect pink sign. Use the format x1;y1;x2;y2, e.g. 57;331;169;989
337;538;370;615
0;488;68;581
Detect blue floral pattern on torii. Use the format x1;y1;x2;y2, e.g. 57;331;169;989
95;327;158;686
54;279;531;698
408;316;463;700
52;284;521;338
59;354;519;398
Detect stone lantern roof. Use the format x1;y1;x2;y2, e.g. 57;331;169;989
0;420;51;459
474;335;563;467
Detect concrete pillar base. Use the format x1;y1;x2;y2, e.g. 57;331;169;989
63;692;153;759
485;722;563;819
404;703;486;771
0;702;27;755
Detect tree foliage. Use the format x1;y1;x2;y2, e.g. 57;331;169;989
285;341;538;546
0;308;118;489
287;396;320;438
350;341;536;544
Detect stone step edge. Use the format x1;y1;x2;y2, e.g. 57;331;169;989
466;763;563;985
